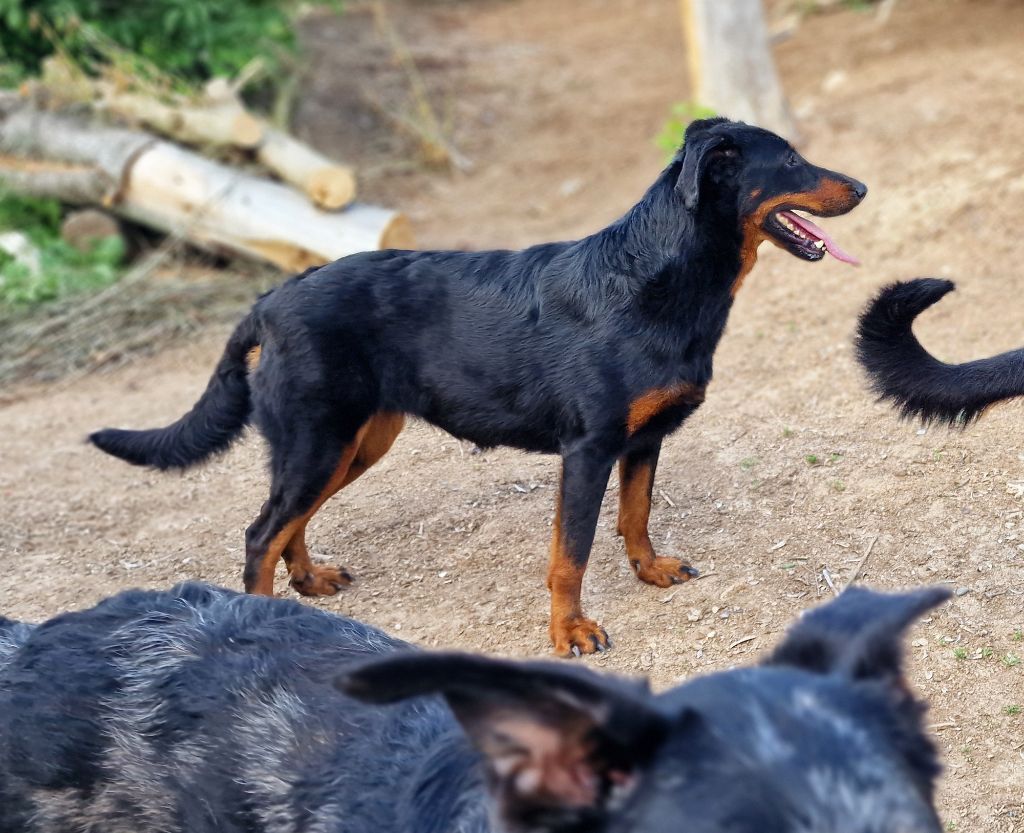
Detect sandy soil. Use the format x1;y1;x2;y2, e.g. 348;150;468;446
2;0;1023;828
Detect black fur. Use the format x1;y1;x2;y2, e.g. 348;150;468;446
856;278;1024;424
0;583;947;833
89;118;866;653
90;308;263;468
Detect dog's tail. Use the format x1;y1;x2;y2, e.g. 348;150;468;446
855;278;1024;425
90;311;261;469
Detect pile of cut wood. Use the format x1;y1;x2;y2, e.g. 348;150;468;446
0;61;414;272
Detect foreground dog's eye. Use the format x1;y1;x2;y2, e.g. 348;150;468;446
785;152;800;167
721;148;739;159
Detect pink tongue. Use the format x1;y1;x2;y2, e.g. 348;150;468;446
780;210;860;266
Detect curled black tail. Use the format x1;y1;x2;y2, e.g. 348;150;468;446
855;278;1024;425
90;312;261;469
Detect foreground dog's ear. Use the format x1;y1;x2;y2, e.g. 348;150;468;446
339;653;668;831
676;119;731;212
766;586;950;691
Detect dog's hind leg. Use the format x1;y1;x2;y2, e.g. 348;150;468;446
244;418;371;596
547;443;616;656
283;412;405;596
617;442;698;587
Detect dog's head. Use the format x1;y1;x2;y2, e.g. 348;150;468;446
339;586;948;833
677;117;867;266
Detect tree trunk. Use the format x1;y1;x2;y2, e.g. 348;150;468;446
0;101;412;272
680;0;799;142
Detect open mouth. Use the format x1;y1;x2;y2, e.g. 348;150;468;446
765;210;860;266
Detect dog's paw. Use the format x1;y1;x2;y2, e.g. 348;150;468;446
290;564;353;597
550;616;610;658
632;556;698;588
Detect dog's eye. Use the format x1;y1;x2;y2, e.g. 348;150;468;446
785;152;800;168
721;148;739;159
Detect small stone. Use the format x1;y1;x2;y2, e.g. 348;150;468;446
559;178;583;197
821;69;848;93
61;209;122;252
955;586;970;597
686;608;702;622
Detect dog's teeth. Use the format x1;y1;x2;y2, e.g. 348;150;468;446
814;240;825;249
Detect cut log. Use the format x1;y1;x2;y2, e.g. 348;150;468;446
679;0;799;142
123;142;409;270
0;101;412;271
256;128;357;210
98;90;264;149
29;67;359;209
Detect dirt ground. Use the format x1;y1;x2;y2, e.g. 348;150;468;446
2;0;1023;828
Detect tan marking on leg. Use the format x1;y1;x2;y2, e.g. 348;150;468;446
284;413;405;596
546;477;608;657
251;422;370;596
617;458;695;587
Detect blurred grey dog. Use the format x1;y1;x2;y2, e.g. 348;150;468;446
0;582;948;833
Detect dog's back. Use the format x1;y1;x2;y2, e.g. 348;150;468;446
0;584;486;833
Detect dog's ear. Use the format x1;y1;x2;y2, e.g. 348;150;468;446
338;653;668;833
676;120;731;212
766;586;950;692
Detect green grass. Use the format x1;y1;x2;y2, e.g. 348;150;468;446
805;454;821;466
739;457;758;471
1004;705;1021;716
1002;653;1021;668
831;479;846;493
656;102;718;161
981;646;994;659
0;193;124;307
1013;629;1022;642
782;427;795;439
953;647;968;660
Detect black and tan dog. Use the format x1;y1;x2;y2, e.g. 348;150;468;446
857;278;1024;424
0;582;948;833
91;118;866;655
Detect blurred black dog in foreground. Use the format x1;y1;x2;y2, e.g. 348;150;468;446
857;278;1024;424
0;582;947;832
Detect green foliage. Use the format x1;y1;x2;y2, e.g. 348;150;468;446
0;0;340;85
656;101;718;161
0;192;123;307
0;189;61;233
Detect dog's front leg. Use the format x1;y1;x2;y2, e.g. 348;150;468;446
547;443;616;657
617;441;699;587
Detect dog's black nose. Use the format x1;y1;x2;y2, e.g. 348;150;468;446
851;180;868;201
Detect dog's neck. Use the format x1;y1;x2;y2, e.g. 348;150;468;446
595;162;745;303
